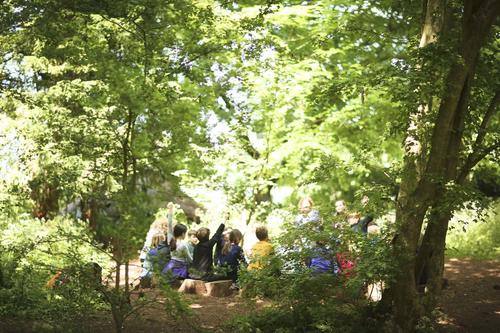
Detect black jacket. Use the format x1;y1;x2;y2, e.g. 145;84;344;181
191;223;225;278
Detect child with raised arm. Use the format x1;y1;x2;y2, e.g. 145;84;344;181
162;224;192;280
248;226;274;270
214;227;231;265
191;223;225;280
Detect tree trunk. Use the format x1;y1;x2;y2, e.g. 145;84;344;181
415;69;473;311
414;0;499;313
115;261;121;291
416;90;498;314
389;1;499;330
387;2;447;329
112;307;123;333
125;260;129;293
391;191;432;330
415;204;452;305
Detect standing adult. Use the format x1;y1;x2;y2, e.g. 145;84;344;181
293;197;322;270
295;196;320;227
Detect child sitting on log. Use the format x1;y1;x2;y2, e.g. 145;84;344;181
162;224;192;281
248;225;274;270
140;233;170;287
213;229;246;289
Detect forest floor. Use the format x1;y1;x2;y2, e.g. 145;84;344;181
97;258;500;333
437;258;500;333
2;258;498;332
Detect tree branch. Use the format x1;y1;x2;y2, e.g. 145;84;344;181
97;15;144;41
458;91;500;181
472;91;500;150
469;141;500;168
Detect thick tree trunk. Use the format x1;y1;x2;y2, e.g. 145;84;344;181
390;1;499;331
415;205;451;305
416;90;499;313
387;2;446;330
391;203;429;330
415;70;473;310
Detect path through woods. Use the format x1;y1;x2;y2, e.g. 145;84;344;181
438;258;500;332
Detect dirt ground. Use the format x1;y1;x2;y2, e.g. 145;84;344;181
90;288;261;333
437;258;500;333
105;258;500;333
1;258;498;332
118;258;500;333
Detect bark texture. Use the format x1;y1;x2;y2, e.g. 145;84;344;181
390;1;500;331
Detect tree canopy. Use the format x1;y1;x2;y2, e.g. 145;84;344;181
1;1;498;332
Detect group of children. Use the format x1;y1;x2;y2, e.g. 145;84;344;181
295;196;379;277
139;210;274;289
140;196;377;289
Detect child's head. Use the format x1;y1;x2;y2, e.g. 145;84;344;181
173;224;187;239
298;197;314;215
335;200;347;214
188;229;199;245
222;229;243;255
170;224;188;251
222;228;232;242
196;227;210;243
255;225;269;241
346;212;361;225
229;229;243;245
151;233;165;248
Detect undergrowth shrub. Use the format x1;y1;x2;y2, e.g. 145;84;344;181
0;215;110;331
230;214;396;333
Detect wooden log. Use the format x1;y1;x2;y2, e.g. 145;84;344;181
205;280;233;297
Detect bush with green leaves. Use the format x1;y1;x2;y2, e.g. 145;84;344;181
0;215;111;331
0;214;193;332
232;216;396;333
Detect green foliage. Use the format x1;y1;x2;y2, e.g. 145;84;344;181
446;201;500;259
1;0;499;331
232;217;396;332
0;216;110;330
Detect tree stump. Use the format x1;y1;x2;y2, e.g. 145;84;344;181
178;279;207;295
205;280;233;297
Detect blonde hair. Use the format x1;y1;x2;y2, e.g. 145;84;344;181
298;197;314;210
150;218;168;234
151;233;165;248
